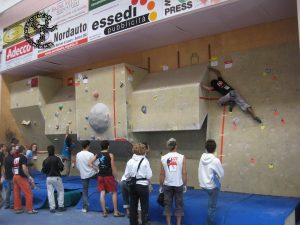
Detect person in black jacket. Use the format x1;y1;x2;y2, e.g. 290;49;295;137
1;144;15;209
42;145;65;213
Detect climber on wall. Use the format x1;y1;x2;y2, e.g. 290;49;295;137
202;67;262;124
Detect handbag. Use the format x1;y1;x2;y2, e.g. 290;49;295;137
126;158;145;187
157;192;164;207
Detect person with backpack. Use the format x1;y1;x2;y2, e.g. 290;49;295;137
124;143;152;225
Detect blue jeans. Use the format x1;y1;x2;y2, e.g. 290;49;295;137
82;178;90;210
120;180;130;209
205;188;219;225
5;179;14;208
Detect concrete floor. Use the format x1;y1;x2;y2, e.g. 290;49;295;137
0;207;165;225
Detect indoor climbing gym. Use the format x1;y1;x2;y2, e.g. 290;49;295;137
0;0;299;225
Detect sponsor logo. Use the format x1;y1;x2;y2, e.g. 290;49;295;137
89;0;116;11
6;41;33;61
54;23;87;42
92;0;157;35
3;25;24;45
24;12;58;49
164;0;192;16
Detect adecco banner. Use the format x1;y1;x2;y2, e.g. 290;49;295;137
88;0;163;41
1;40;36;70
37;16;88;58
42;0;89;26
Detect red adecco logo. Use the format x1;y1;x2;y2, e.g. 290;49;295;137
6;40;33;61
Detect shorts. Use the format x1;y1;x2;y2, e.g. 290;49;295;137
218;90;250;111
163;185;184;216
97;176;117;193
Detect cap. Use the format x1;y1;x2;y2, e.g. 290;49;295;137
167;138;177;150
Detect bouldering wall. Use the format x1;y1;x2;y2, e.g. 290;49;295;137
206;42;300;197
131;65;207;132
75;63;147;141
44;86;76;136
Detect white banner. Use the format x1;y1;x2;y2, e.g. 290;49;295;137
1;40;37;71
163;0;193;18
163;0;228;18
43;0;89;26
88;0;163;41
37;15;88;58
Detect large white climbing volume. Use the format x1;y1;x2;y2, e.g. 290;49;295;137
88;103;111;133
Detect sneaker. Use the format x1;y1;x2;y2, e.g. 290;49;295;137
82;208;87;213
4;205;10;209
27;209;38;214
254;116;262;124
113;211;125;217
50;209;56;213
15;209;24;214
57;207;66;212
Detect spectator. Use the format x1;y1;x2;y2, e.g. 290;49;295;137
42;145;65;213
198;139;224;225
160;138;187;225
76;140;98;213
89;140;124;217
13;145;38;214
124;143;152;225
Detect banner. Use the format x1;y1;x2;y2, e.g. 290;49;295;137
37;16;88;58
88;0;163;41
42;0;89;26
194;0;229;10
163;0;228;18
89;0;116;11
1;40;36;70
163;0;193;18
2;16;36;49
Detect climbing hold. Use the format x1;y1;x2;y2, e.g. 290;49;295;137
58;105;63;110
68;121;72;125
83;75;88;84
85;87;88;93
33;121;37;126
69;108;72;112
141;105;147;114
250;158;256;165
21;120;31;126
84;127;87;130
53;138;59;141
120;81;124;88
55;125;59;130
268;163;274;169
55;112;59;117
93;91;99;98
85;116;89;120
153;95;158;101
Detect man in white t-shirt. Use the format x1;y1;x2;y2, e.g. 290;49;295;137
76;140;98;213
160;138;187;225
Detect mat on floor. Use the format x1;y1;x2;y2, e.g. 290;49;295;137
28;171;300;225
